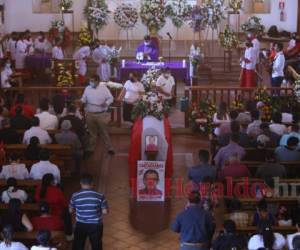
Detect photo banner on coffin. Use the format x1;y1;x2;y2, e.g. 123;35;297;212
137;161;165;202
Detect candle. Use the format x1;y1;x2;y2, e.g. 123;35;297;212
182;59;186;68
122;59;125;68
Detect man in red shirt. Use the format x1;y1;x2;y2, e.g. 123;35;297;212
10;93;35;119
31;202;64;231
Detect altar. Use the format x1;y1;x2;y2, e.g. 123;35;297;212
119;60;189;84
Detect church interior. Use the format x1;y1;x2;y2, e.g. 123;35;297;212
0;0;299;250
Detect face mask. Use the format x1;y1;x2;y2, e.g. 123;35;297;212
89;81;96;88
164;73;170;78
144;42;150;46
130;77;135;82
6;64;11;68
247;33;252;38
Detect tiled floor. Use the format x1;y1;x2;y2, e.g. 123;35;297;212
66;134;210;250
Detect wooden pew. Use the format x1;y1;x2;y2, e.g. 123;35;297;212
0;179;40;188
0;203;39;211
237;226;296;235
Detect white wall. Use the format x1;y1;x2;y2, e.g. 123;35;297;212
2;0;298;40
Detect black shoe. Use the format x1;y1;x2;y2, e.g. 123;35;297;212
108;150;115;156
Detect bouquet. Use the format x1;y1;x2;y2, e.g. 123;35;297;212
241;16;265;37
114;4;138;29
78;26;92;46
165;0;192;28
140;0;166;32
229;0;243;12
60;0;73;11
132;92;170;121
84;0;110;33
294;78;300;102
49;20;72;48
101;81;123;89
202;0;226;30
141;67;162;92
188;5;206;32
190;100;216;134
219;25;240;50
56;63;74;87
107;46;122;66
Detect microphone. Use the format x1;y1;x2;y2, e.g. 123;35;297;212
167;32;173;40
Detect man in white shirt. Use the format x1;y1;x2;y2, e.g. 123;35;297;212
81;75;114;156
29;149;61;184
156;68;175;105
0;153;29;180
271;42;285;88
35;98;58;130
23;117;52;145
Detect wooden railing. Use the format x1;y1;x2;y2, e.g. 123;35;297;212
3;87;122;127
184;86;295;128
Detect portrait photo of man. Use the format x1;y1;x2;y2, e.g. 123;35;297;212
138;169;162;197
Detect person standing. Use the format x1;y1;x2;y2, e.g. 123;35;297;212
81;75;114;155
240;41;257;87
249;33;260;66
136;35;159;62
92;41;112;82
156;67;175;106
271;42;285;88
70;174;109;250
1;59;14;88
171;192;215;250
117;72;145;123
15;33;28;71
52;37;64;60
73;45;91;85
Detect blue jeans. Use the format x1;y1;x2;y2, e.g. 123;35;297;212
180;244;208;250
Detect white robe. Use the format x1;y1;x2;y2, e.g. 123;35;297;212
252;38;260;65
15;40;27;69
34;38;51;53
241;47;256;70
92;45;112;81
52;46;64;60
1;67;13;88
73;46;91;76
8;39;17;60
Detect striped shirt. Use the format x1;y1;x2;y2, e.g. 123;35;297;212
70;189;108;224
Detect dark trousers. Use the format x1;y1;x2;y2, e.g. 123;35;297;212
73;223;103;250
123;102;134;122
271;76;284;95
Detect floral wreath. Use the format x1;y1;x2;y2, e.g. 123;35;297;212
219;25;240;50
140;0;166;32
165;0;192;28
202;0;226;30
229;0;243;12
132;92;170;121
114;4;138;30
188;5;206;32
84;0;110;33
241;16;265;37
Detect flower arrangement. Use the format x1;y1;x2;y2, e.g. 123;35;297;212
189;44;202;77
228;0;243;12
219;25;240;50
48;20;72;48
202;0;226;30
107;46;122;66
165;0;192;28
294;78;300;102
101;81;123;89
56;63;74;87
132;92;170;121
114;4;138;30
140;0;166;32
60;0;73;11
78;26;93;46
232;96;244;111
188;5;206;32
84;0;110;33
190;100;216;134
241;16;265;37
141;67;162;92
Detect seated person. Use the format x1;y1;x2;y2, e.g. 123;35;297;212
24;136;42;161
1;198;33;232
236;100;255;125
247;109;262;139
255;151;286;179
1;177;28;204
35;173;67;217
0;119;20;144
23;117;52;145
212;219;247;250
35;98;58;130
0;225;28;250
136;35;159;62
29;149;61;184
31;229;58;250
275;136;300;162
287;217;300;250
10;93;35;119
292;235;300;250
248;222;286;250
188;150;216;186
217;154;250;180
259;122;280;148
281;104;294;123
276;205;292;226
0;153;29;180
214;133;246;169
10;106;31;130
31;202;64;231
269;113;288;136
213;102;230;136
252;199;276;226
280;124;300;146
228;199;249;228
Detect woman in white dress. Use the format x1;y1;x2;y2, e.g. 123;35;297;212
15;33;28;71
0;225;28;250
117;72;145;123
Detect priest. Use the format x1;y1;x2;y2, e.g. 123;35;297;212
136;35;159;62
